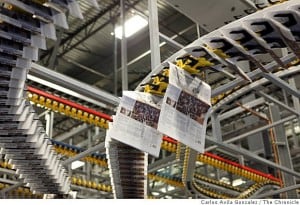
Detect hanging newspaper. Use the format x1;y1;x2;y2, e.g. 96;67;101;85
157;63;211;153
108;91;163;157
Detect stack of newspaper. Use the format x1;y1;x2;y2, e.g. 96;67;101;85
106;127;147;199
0;0;98;194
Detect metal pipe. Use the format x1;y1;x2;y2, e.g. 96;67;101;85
261;72;300;99
159;32;184;49
61;57;109;79
257;91;300;117
120;0;128;90
30;63;120;107
206;115;297;151
206;137;300;178
148;0;161;69
114;27;118;95
62;142;105;166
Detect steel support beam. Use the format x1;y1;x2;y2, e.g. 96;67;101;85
48;28;63;69
148;0;161;69
28;75;112;111
261;73;300;99
206;136;300;178
269;105;298;198
211;112;222;142
219;97;265;121
148;154;176;172
206;115;298;151
61;57;109;79
159;32;184;49
289;78;300;112
114;31;118;95
55;124;89;142
75;131;104;148
62;142;105;166
121;0;128;90
86;130;92;180
30;63;120;108
257;91;300;117
289;77;300;148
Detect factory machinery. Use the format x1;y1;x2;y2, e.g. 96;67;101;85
0;0;300;199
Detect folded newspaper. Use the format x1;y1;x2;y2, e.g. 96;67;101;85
107;91;163;157
157;63;211;153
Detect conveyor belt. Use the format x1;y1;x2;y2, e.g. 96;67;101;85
26;86;283;196
139;0;300;198
0;0;95;195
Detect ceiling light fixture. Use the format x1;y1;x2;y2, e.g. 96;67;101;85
114;15;148;39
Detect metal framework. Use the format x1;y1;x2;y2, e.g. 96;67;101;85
0;0;300;200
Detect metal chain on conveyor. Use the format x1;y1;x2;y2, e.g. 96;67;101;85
193;173;244;193
27;87;110;129
193;178;280;199
0;0;98;195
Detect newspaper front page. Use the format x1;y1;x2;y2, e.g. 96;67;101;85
157;63;211;153
108;91;163;157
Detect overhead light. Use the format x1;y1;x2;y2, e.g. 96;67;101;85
71;161;85;170
114;15;148;39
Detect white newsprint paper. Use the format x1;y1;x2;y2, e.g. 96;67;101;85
108;91;163;157
157;63;211;153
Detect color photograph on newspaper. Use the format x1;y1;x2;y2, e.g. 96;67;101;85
108;91;163;157
158;63;211;153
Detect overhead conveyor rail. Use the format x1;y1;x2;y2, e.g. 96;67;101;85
133;0;300;199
